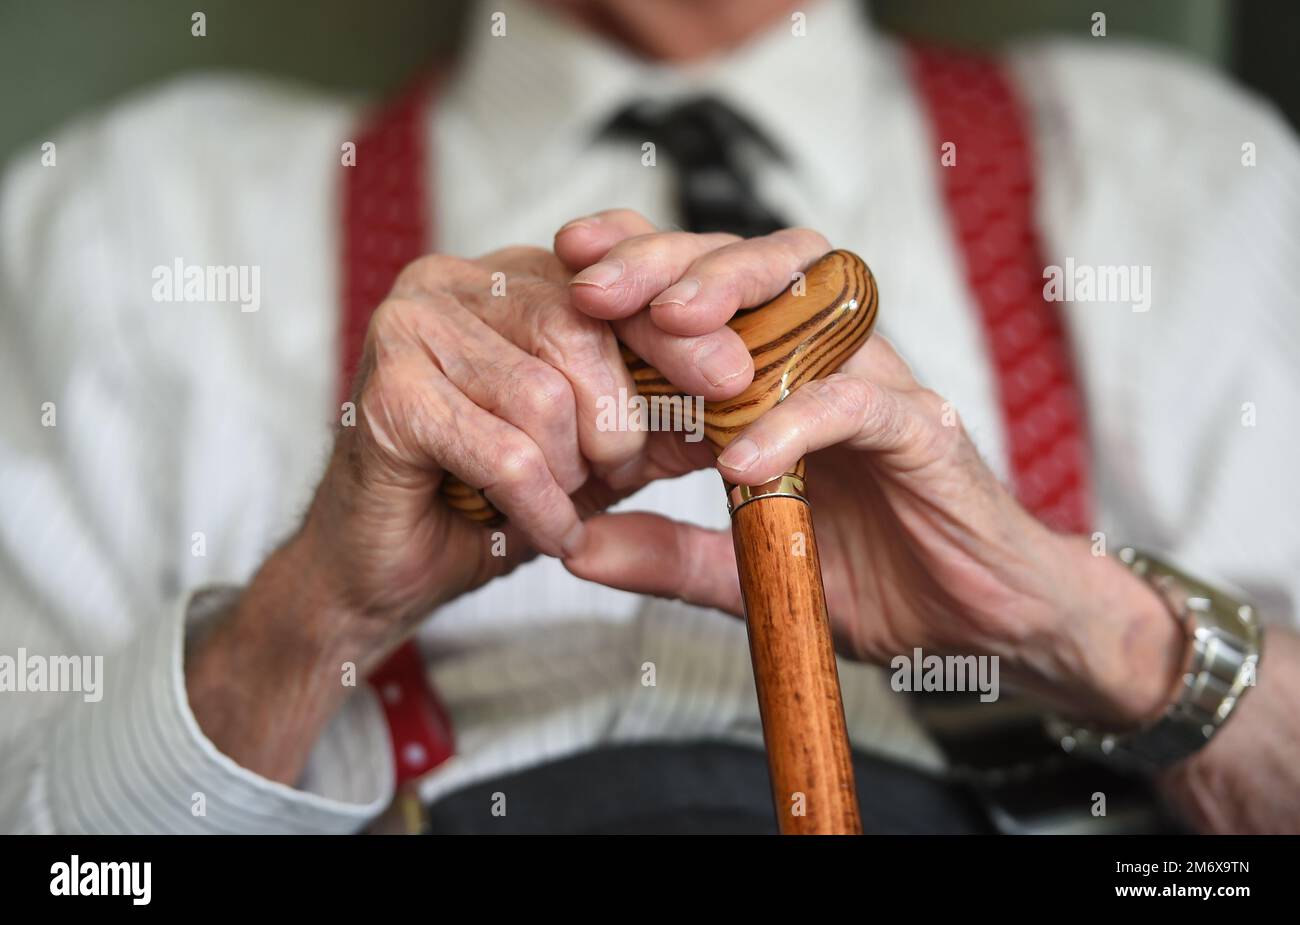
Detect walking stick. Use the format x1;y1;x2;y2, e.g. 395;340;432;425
441;250;878;834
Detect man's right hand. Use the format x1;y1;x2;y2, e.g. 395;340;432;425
300;235;750;654
184;209;832;784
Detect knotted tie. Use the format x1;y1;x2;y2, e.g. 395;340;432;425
606;97;788;237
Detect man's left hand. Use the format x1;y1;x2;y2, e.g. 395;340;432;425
558;214;1185;730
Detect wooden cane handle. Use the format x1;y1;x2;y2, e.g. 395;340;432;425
439;249;878;514
440;250;878;834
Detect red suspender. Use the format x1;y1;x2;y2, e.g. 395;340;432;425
341;79;436;394
341;75;455;785
339;48;1094;787
908;46;1093;534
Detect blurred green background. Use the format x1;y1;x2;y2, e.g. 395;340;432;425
0;0;1294;161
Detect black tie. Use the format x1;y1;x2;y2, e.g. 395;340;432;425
605;97;788;237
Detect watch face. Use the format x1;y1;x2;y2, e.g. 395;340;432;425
1074;550;1264;771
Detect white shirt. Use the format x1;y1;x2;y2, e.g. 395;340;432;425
2;0;1297;833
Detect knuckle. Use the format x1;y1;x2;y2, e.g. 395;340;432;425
364;361;422;418
590;431;644;475
358;363;425;454
369;297;419;338
369;295;457;355
535;323;605;386
919;389;968;450
687;235;744;268
494;438;549;489
490;245;555;279
495;244;550;263
917;387;946;408
393;253;462;293
509;276;562;315
361;359;403;404
622;230;724;261
602;230;655;256
780;226;831;253
606;231;675;272
918;388;956;427
808;374;871;422
515;363;573;419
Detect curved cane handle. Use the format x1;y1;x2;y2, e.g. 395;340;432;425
440;249;877;520
440;249;877;834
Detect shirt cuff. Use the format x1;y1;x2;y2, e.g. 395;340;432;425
43;587;394;833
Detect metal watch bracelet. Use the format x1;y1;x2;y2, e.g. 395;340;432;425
1047;547;1263;773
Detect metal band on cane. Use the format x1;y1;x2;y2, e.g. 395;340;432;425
727;473;807;515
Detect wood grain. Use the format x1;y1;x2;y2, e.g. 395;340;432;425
439;249;877;516
435;250;878;834
627;248;877;456
733;496;862;834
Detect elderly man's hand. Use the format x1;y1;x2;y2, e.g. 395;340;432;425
301;250;710;650
560;213;1187;731
192;218;822;780
301;246;694;642
237;214;839;670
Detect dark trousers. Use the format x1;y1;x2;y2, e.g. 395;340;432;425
424;741;993;834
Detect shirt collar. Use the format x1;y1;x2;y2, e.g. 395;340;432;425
446;0;878;206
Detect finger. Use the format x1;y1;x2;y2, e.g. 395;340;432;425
468;275;649;483
553;208;659;271
715;373;918;485
476;244;574;287
479;429;588;559
568;230;741;320
647;228;831;336
420;298;589;494
614;310;754;400
366;356;585;559
569;428;717;507
561;511;743;615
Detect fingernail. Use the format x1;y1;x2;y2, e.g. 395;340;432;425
558;214;602;234
650;277;701;308
718;437;760;472
561;522;587;558
697;340;746;388
570;259;624;290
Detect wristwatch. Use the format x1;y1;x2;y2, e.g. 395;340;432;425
1047;547;1263;773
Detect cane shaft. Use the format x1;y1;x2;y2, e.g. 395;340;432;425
435;251;877;834
732;491;861;835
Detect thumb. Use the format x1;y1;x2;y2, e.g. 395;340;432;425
563;511;743;616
